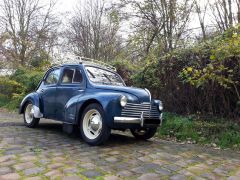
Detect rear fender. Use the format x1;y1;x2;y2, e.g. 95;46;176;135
19;92;43;118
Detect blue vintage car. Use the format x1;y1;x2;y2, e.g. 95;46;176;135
19;57;163;145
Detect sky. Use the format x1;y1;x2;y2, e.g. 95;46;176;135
54;0;78;14
51;0;215;36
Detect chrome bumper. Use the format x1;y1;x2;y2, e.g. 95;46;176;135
114;114;162;127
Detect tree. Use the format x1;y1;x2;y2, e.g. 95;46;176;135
66;0;123;61
194;0;208;40
235;0;240;23
119;0;193;59
0;0;60;67
210;0;238;32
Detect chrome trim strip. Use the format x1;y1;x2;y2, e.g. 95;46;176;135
125;105;150;107
140;112;144;127
122;108;150;112
159;113;163;125
114;117;141;124
114;115;161;127
127;102;150;105
120;102;160;120
145;88;151;102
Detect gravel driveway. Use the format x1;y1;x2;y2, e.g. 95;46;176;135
0;110;239;180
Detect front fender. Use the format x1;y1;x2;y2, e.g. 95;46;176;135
66;90;138;127
78;92;122;127
19;92;43;118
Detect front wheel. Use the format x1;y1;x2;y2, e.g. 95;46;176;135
23;102;40;128
130;127;157;140
80;103;111;145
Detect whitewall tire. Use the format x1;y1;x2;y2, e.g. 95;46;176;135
80;103;110;145
23;102;40;128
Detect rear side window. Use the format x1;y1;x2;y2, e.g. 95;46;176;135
73;69;82;83
61;68;83;84
45;69;60;85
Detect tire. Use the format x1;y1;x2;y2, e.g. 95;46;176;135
80;103;111;145
130;127;157;140
23;102;40;128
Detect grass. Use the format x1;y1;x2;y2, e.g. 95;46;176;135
0;94;20;112
0;94;9;107
158;112;240;150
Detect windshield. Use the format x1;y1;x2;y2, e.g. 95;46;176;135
85;66;125;86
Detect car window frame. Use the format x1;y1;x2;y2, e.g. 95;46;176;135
60;67;83;85
44;68;61;86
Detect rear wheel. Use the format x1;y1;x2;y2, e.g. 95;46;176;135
23;102;40;128
130;127;157;140
80;103;110;145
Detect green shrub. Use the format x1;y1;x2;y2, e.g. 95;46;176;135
159;113;200;142
112;60;137;86
0;68;44;110
129;26;240;116
0;94;9;107
10;68;44;93
217;131;240;149
0;77;24;98
158;113;240;150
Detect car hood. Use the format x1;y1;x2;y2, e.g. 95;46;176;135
93;85;150;103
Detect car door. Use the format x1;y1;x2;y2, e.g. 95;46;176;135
37;68;61;119
55;66;85;121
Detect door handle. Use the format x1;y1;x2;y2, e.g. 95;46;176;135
41;89;44;93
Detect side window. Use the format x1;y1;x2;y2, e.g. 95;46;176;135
61;68;83;84
45;69;60;85
73;69;83;83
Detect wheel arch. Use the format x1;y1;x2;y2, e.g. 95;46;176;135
77;98;102;126
20;99;32;114
19;92;43;118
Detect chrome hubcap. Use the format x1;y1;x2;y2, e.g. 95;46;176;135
25;104;34;124
83;109;102;140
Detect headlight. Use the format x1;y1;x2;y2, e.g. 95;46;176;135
159;101;163;111
120;95;127;107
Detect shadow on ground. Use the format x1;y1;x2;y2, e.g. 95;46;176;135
36;121;150;147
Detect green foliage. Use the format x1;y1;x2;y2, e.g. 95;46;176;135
159;113;199;141
10;69;44;93
180;25;240;91
0;68;44;110
158;113;240;149
0;77;24;98
217;131;240;148
126;25;240;116
0;94;9;107
30;50;52;69
112;60;138;86
132;53;161;89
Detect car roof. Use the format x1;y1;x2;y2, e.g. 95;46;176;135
50;56;116;72
50;63;116;73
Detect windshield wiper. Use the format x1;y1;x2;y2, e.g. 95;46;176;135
103;73;112;82
87;69;95;78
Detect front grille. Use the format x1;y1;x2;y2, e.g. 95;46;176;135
121;103;160;119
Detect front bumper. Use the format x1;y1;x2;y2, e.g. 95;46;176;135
114;113;162;127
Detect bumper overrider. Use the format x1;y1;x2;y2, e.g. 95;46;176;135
114;102;162;127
